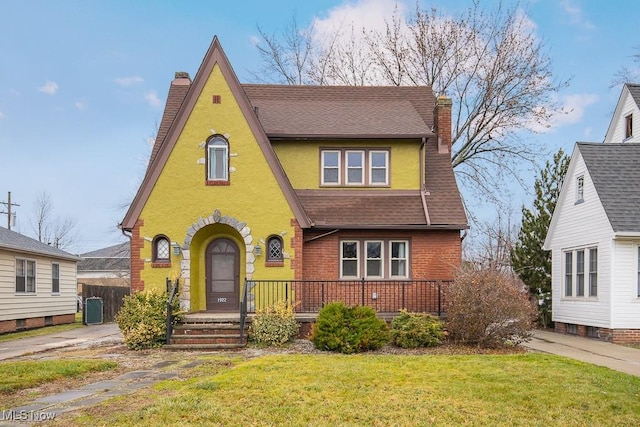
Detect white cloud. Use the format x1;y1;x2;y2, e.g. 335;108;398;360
560;0;595;30
115;76;144;87
531;93;599;133
144;91;163;108
312;0;405;38
0;111;5;119
74;100;88;110
38;81;59;95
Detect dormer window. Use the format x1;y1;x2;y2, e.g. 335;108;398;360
320;148;389;186
626;114;633;139
576;175;584;204
206;136;229;183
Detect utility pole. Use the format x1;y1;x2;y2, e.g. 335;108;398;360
0;192;20;230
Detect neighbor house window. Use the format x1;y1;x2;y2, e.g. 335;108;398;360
365;241;383;278
52;263;60;294
637;247;640;297
576;250;585;296
321;151;341;185
589;248;597;297
16;259;36;293
369;151;389;185
266;236;283;263
576;176;584;203
206;136;229;182
346;151;364;185
341;241;359;278
390;241;408;278
564;251;573;297
626;114;633;139
153;235;171;263
320;149;390;186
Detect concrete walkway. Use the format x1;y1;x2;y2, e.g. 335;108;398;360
524;329;640;377
0;323;122;361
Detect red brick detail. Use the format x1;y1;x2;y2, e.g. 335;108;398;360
265;261;284;268
152;262;172;268
212;94;221;104
301;229;461;281
555;322;640;344
0;313;75;335
130;219;145;292
434;96;452;155
290;219;304;280
206;180;230;186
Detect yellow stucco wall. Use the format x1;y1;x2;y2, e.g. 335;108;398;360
137;65;296;309
272;140;422;189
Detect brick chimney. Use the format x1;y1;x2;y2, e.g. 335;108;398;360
434;95;452;155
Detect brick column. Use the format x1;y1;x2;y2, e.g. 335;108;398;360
130;219;145;292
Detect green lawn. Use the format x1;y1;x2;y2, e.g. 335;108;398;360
57;353;640;426
0;359;117;396
0;313;84;343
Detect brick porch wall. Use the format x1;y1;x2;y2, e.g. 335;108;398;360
301;229;462;280
0;313;76;335
554;321;640;344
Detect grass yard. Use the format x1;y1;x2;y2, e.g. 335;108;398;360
0;359;117;396
0;312;84;343
49;353;640;426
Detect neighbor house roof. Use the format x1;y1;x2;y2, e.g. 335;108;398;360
0;226;81;262
78;242;130;272
626;83;640;106
578;142;640;233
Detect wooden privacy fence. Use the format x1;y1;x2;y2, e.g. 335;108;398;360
82;284;130;323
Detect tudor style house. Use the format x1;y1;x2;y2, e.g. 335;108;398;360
119;37;467;318
544;83;640;344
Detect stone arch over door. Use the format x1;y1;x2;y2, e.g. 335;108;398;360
178;209;255;311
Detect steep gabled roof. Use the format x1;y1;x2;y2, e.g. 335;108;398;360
578;142;640;233
120;37;311;230
242;85;434;139
604;83;640;143
0;226;81;261
78;242;130;272
627;83;640;106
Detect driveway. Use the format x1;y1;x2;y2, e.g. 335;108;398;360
0;323;122;361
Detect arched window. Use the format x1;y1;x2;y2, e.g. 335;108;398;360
266;236;283;263
153;235;171;263
206;136;229;181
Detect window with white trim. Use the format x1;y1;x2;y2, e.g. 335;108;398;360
576;175;584;203
320;149;389;186
52;263;60;294
365;241;383;278
564;247;597;298
16;258;36;293
207;136;229;181
341;241;359;278
340;239;409;279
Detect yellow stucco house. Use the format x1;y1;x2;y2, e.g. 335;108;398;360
119;36;467;324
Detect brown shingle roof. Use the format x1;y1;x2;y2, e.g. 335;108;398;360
242;85;435;138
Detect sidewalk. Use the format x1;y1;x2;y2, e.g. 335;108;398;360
0;323;122;361
524;329;640;377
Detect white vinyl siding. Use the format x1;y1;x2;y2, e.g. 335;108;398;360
604;88;640;144
0;250;77;322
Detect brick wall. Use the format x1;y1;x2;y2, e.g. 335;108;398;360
0;313;76;335
290;219;303;280
130;219;145;292
301;229;461;280
555;321;640;344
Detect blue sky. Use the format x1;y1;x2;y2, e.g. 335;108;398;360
0;0;638;253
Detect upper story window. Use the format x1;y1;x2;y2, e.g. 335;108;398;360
207;136;229;182
16;258;36;293
625;114;633;139
321;149;389;187
153;235;171;263
576;175;584;203
52;263;60;294
266;236;284;263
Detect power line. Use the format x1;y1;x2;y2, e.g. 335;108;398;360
0;191;20;230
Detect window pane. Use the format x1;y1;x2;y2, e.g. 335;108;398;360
589;248;597;297
27;261;36;293
208;138;228;180
367;260;382;276
366;242;382;277
156;238;170;260
565;252;572;296
268;238;282;261
347;168;362;183
392;242;405;258
347;151;363;167
347;151;363;184
323;151;339;167
371;169;386;183
367;242;381;258
392;260;406;277
371;152;386;167
343;260;358;277
324;168;339;183
342;242;358;259
52;263;60;293
342;241;358;278
370;151;388;184
576;250;584;296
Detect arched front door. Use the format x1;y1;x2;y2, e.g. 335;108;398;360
205;238;240;311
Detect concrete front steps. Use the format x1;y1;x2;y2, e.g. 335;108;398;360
165;313;249;350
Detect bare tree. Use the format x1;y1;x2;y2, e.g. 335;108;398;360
253;1;568;199
31;192;78;250
463;209;518;272
611;47;640;88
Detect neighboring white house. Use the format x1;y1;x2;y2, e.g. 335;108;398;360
603;83;640;144
0;226;81;334
544;142;640;344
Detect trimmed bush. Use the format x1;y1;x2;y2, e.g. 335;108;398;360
249;301;300;346
446;267;537;348
391;310;444;348
311;302;389;354
116;290;180;350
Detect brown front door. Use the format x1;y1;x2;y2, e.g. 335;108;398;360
205;238;240;311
